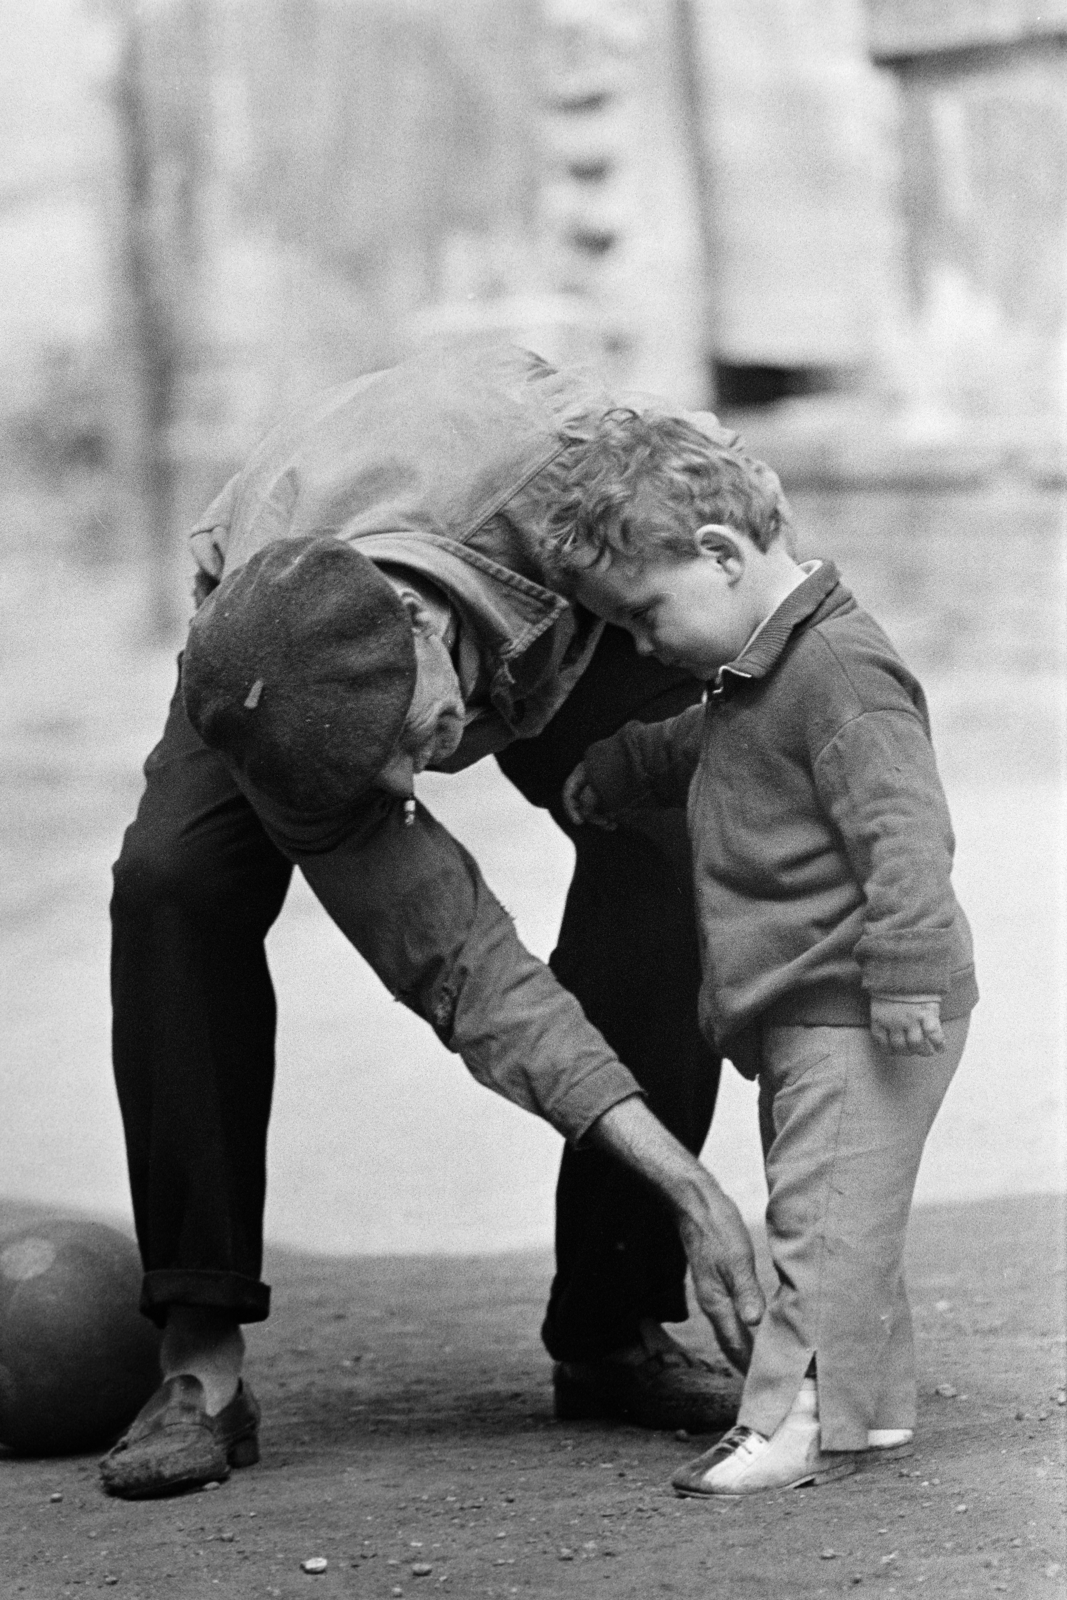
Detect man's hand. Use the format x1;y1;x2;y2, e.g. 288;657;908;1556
587;1096;764;1372
674;1186;765;1374
562;761;616;830
870;995;945;1056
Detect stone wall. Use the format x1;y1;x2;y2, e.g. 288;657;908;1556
869;1;1067;421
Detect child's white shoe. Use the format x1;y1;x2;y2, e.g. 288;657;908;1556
865;1426;915;1460
671;1379;856;1497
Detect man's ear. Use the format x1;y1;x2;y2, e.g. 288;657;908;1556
694;522;747;578
397;589;435;638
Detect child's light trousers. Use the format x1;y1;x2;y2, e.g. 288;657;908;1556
736;1017;969;1452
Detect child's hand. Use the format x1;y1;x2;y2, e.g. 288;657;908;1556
562;761;616;830
870;996;945;1056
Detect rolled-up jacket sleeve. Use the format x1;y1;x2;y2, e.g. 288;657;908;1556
276;796;643;1142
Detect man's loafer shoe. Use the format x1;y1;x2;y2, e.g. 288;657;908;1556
553;1323;740;1434
99;1375;260;1499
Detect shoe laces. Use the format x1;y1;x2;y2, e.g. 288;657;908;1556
707;1424;766;1466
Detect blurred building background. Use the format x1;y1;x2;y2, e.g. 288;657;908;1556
1;0;1064;1250
2;0;1064;606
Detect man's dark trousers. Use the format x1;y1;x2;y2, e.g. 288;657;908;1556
111;624;720;1357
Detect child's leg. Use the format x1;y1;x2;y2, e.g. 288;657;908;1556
738;1017;968;1453
870;1273;916;1433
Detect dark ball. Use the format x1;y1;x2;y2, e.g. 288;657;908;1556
0;1219;161;1456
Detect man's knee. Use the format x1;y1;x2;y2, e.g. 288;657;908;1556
112;828;213;920
113;809;289;929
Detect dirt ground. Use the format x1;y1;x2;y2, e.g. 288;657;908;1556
1;1193;1064;1600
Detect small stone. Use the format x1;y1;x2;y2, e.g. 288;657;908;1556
1055;1389;1066;1406
1046;1564;1063;1580
218;1532;235;1543
675;1429;691;1441
201;1480;222;1491
392;1588;404;1597
49;1493;63;1503
412;1563;433;1577
1015;1409;1027;1421
880;1551;898;1563
955;1505;968;1514
934;1299;951;1312
301;1557;328;1575
1038;1409;1050;1421
103;1581;118;1589
820;1549;838;1560
558;1547;575;1561
934;1383;958;1398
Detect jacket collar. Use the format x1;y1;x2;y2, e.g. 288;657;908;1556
713;560;841;694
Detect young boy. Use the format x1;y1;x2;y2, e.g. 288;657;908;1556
553;411;977;1497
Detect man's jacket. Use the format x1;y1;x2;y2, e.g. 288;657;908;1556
183;338;736;1140
190;338;736;767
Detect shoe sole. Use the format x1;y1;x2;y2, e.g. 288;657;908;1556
862;1442;915;1463
673;1455;857;1498
552;1376;624;1423
553;1374;738;1434
101;1430;259;1500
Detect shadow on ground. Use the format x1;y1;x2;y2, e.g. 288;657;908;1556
1;1193;1064;1599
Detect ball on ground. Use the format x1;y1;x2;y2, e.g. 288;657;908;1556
0;1219;161;1456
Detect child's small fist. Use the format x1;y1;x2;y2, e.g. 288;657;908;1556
870;996;945;1056
562;762;616;830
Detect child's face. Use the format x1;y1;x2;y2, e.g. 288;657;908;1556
572;534;756;679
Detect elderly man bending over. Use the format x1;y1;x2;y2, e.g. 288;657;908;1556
101;339;768;1498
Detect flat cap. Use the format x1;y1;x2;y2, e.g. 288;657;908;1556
182;536;417;814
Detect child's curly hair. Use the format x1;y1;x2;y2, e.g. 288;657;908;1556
539;408;793;575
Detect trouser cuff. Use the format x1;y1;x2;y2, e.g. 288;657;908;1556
140;1269;271;1327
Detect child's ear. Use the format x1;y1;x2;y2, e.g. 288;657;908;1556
694;522;746;575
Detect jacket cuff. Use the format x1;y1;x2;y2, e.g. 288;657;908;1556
549;1065;646;1146
583;734;641;812
857;930;952;998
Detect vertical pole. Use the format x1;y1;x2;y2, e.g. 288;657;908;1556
669;0;719;405
111;3;182;638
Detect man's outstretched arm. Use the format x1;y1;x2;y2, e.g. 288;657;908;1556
586;1095;765;1372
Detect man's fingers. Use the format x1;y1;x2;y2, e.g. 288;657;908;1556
684;1223;765;1370
695;1270;761;1373
721;1245;766;1329
561;768;586;826
697;1284;752;1373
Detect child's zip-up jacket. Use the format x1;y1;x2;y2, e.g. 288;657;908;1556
582;561;978;1074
